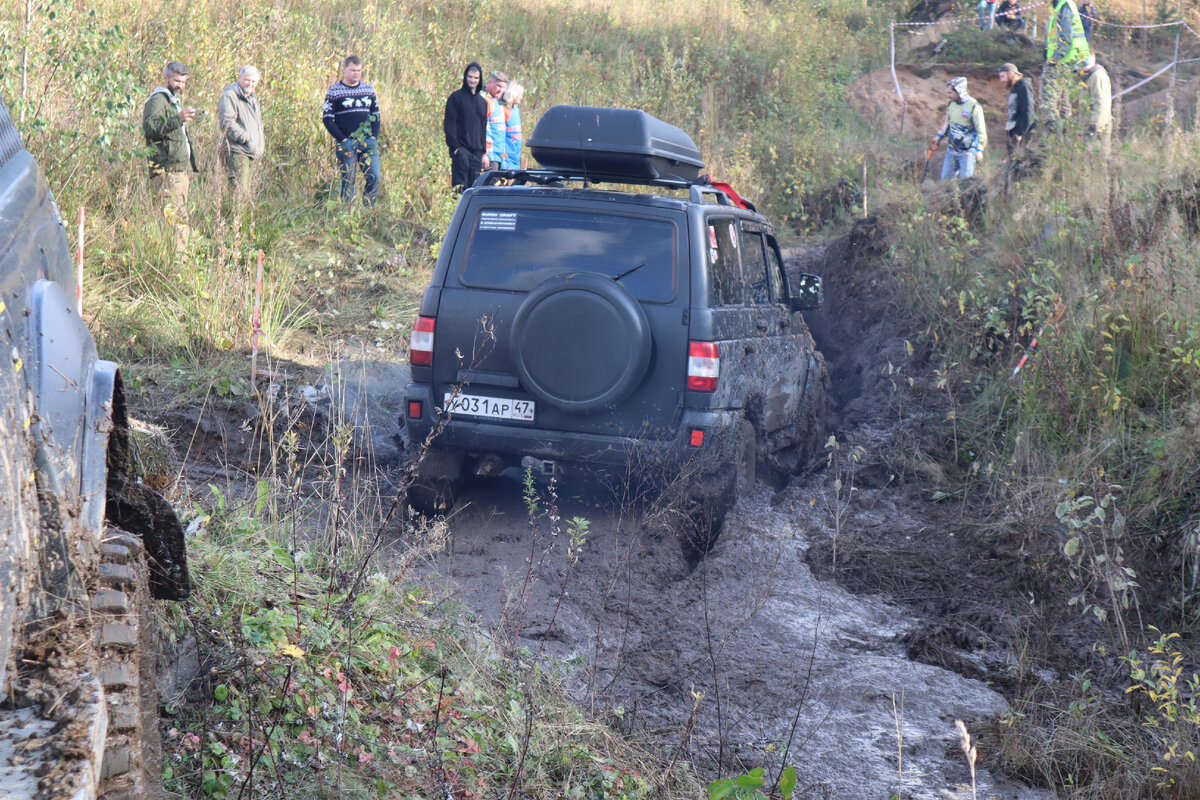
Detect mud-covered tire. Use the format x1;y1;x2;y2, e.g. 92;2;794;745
762;350;830;483
680;420;756;561
95;529;163;800
406;447;465;517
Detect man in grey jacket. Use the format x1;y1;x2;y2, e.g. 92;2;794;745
218;66;264;199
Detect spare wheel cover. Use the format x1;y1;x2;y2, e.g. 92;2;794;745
510;272;652;413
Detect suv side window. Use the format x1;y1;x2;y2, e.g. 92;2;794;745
740;223;771;305
707;217;745;306
765;234;786;303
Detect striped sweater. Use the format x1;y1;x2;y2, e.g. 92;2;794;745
322;81;380;141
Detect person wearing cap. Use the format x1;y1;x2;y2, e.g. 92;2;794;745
997;63;1036;156
930;77;987;181
1042;0;1092;131
143;60;199;249
1078;55;1112;146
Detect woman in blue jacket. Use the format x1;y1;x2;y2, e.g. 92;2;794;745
501;81;525;171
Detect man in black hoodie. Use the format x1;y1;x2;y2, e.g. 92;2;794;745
443;62;489;191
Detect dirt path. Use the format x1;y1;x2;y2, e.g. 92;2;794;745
152;221;1053;798
372;224;1051;799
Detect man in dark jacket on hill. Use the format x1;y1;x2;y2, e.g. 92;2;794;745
143;60;199;250
322;55;381;205
443;62;489;191
997;63;1036;155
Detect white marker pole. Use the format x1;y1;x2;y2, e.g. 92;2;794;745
251;249;263;382
76;207;84;314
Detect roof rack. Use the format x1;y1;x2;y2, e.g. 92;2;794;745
473;169;747;208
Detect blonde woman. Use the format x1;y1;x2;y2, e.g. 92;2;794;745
500;81;525;170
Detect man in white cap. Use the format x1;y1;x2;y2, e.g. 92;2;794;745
930;76;987;181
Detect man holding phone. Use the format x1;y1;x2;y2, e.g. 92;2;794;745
143;60;199;249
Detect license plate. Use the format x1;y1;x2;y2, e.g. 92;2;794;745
443;392;535;421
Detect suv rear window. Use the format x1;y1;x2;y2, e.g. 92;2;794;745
457;208;677;301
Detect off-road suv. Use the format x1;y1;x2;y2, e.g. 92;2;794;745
0;93;188;799
404;106;827;551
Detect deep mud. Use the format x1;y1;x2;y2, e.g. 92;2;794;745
151;222;1057;799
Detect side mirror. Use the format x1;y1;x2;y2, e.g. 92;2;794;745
788;274;822;311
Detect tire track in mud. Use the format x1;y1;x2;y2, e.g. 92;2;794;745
414;221;1053;799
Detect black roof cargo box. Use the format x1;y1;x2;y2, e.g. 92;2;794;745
527;105;704;183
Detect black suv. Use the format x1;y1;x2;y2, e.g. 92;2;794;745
404;106;826;550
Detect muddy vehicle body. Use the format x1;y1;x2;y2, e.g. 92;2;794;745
0;95;187;798
404;106;827;551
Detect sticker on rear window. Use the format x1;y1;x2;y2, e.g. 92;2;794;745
479;211;518;231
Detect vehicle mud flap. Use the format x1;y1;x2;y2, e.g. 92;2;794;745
106;482;191;600
679;420;755;565
103;374;190;600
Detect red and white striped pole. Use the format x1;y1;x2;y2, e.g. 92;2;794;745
251;249;264;382
76;207;84;313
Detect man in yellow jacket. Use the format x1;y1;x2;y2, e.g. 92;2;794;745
931;77;987;181
1042;0;1092;130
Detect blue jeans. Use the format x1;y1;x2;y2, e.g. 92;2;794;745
941;149;976;181
977;0;995;29
335;137;381;205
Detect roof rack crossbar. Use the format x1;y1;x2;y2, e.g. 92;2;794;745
689;185;733;206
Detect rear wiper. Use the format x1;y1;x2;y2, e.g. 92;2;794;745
612;262;644;282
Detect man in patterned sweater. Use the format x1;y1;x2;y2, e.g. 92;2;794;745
322;55;381;205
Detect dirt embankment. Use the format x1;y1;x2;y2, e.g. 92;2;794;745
847;64;1013;146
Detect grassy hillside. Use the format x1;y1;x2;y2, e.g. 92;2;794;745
6;0;1200;797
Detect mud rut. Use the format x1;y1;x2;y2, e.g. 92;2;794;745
156;223;1052;800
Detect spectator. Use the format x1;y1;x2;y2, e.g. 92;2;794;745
443;62;488;191
142;60;199;250
483;70;509;170
322;55;381;205
218;65;264;201
500;81;525;171
1078;55;1112;147
931;77;987;181
997;63;1036;156
977;0;997;30
1042;0;1092;131
996;0;1025;32
1079;0;1098;43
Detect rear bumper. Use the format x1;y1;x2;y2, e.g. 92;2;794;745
403;382;733;472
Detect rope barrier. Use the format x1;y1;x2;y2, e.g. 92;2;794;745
1112;60;1178;99
1091;18;1187;30
888;5;1200;111
893;1;1048;28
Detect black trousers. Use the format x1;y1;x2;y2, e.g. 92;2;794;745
451;147;484;191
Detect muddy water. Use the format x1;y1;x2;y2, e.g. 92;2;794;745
414;458;1047;800
326;232;1052;798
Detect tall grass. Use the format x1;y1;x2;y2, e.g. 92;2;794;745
1;0;894;370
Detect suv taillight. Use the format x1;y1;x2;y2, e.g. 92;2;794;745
410;316;435;366
687;341;719;392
